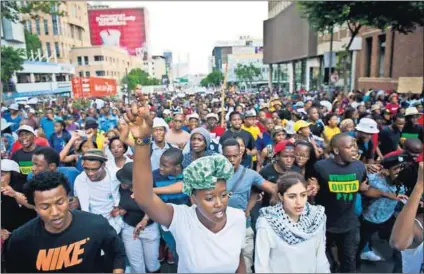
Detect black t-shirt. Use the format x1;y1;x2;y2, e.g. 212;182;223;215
401;123;424;141
309;122;324;137
378;126;401;156
219;129;256;151
256;163;302;207
313;158;366;233
6;210;126;273
1;178;37;232
11;146;39;176
356;138;374;162
119;188;153;227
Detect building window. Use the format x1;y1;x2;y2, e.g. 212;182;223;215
70;25;74;38
54;42;60;57
365;37;372;77
86;71;90;77
72;5;77;17
17;73;31;84
79;71;84;77
96;71;105;76
84;56;89;65
52;15;60;35
61;42;65;57
35;19;41;35
46;42;52;57
44;19;49;35
94;55;104;61
77;57;82;65
378;34;386;77
77;27;82;40
27;20;33;33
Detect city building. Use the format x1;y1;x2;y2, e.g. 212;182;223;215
143;55;167;80
21;1;91;64
163;51;173;81
263;1;318;93
69;45;143;84
1;17;26;50
211;36;263;72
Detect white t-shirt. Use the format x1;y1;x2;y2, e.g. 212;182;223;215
87;176;116;217
164;204;246;273
105;155;133;176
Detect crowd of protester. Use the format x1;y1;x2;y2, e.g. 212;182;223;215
1;85;423;273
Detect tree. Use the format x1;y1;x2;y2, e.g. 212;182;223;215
234;63;262;89
122;68;162;90
200;70;224;87
297;1;424;91
1;46;26;91
1;1;65;23
25;30;42;57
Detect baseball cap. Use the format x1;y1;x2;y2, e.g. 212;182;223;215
16;125;36;135
9;104;19;111
82;149;108;162
271;126;285;137
260;103;269;110
320;100;332;111
244;109;257;118
355;118;379;134
274;140;294;155
187;113;200;120
381;153;409;169
206;113;219;120
294;120;311;133
85;118;99;129
29;108;36;114
295;102;305;108
1;159;20;173
284;120;296;135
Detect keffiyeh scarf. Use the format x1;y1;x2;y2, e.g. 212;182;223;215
260;202;326;245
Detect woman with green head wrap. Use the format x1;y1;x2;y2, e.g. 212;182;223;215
121;91;247;273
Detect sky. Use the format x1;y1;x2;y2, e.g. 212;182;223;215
92;1;268;74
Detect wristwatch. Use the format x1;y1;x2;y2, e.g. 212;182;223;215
134;136;151;146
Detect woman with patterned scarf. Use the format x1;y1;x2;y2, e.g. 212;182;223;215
122;90;247;273
255;172;330;273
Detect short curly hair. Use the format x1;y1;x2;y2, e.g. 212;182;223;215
24;172;70;205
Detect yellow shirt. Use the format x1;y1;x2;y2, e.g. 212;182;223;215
242;124;261;162
323;126;341;145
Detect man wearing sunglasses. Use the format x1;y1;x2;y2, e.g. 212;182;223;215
73;149;123;235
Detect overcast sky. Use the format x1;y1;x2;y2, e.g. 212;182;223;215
94;1;268;74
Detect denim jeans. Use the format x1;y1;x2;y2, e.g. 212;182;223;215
326;227;360;273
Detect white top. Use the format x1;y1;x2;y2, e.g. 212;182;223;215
105;146;133;162
255;216;330;273
163;204;246;273
402;218;423;273
105;155;133;176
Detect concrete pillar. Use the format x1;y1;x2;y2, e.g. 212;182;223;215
52;74;56;82
268;64;273;90
350;51;357;90
30;73;35;83
371;34;379;77
288;62;294;94
305;59;310;91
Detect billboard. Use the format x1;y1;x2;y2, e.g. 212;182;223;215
72;77;117;98
88;8;147;57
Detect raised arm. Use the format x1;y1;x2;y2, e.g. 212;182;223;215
59;132;79;163
123;92;174;228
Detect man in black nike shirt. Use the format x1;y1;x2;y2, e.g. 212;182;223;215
5;172;126;273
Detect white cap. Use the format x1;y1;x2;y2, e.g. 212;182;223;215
24;105;31;109
16;125;36;135
284;120;296;135
405;107;420;116
1;106;8;112
152;117;169;131
9;104;19;111
28;98;38;104
244;109;257;118
29;108;36;114
355;118;379;134
162;109;171;115
320;100;332;111
1;159;20;173
187;113;200;120
206;113;219;120
1;118;13;131
211;99;220;104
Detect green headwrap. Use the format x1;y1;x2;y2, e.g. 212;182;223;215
183;154;234;196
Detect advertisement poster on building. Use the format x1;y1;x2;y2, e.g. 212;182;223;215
72;77;117;98
88;8;148;58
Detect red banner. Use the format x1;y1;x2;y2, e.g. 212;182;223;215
72;77;117;98
88;8;147;57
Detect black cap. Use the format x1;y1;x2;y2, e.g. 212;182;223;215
116;162;133;185
85;118;98;129
381;153;408;169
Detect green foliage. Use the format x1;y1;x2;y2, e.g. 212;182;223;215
234;63;262;87
122;68;161;90
1;1;66;23
1;46;26;84
24;30;42;57
200;70;224;87
298;1;424;50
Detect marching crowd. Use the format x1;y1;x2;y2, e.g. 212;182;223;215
1;85;423;273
